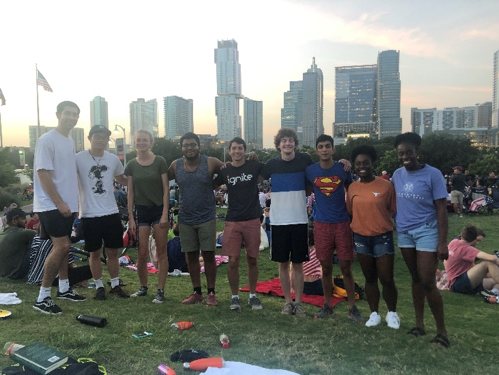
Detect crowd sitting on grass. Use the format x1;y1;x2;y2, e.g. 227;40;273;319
5;100;499;353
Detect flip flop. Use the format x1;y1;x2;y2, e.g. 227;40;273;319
0;309;12;319
407;326;426;337
431;333;451;348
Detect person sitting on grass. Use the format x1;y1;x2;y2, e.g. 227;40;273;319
167;223;188;273
445;225;499;299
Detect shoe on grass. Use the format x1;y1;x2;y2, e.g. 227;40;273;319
152;289;164;304
110;285;130;298
230;297;241;311
206;292;218;306
33;297;62;315
249;296;263;310
57;288;86;302
314;303;333;319
365;311;381;327
94;287;106;300
348;305;364;323
481;289;498;298
182;292;204;304
281;302;294;315
385;311;400;329
294;303;306;317
131;286;148;297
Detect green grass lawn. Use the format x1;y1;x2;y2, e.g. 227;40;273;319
1;212;498;374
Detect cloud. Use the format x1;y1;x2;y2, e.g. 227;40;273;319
437;86;492;93
461;24;499;42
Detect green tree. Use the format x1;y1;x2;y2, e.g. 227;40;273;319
467;153;499;177
0;148;20;187
376;149;399;176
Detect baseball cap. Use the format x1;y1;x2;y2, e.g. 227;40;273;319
6;208;27;222
89;125;111;137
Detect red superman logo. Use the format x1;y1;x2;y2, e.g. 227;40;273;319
313;176;342;197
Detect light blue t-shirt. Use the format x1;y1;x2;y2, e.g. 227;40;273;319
392;164;447;233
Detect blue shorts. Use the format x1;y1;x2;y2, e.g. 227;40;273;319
451;272;484;295
135;205;164;227
397;219;439;252
353;231;395;258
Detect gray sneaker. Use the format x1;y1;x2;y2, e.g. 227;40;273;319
314;303;334;319
348;305;365;323
131;286;148;297
294;303;307;317
230;297;241;311
281;302;294;315
152;289;164;304
248;296;263;310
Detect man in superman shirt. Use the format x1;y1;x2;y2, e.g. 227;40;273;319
306;134;364;323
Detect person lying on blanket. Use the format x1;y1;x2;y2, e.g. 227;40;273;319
291;229;323;296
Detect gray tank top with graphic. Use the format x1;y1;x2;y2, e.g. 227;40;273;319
176;154;216;225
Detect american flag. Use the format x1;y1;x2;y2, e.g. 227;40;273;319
0;88;5;105
37;70;53;92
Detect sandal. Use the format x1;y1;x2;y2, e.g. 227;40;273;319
431;334;450;348
407;326;426;337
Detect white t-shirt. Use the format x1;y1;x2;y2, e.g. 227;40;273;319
33;130;78;213
76;150;125;218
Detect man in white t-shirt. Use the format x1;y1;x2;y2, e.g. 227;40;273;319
33;101;85;315
76;125;129;300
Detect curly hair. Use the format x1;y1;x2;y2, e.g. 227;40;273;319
394;132;421;149
274;128;298;150
351;145;377;163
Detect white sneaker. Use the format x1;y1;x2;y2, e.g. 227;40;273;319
386;311;400;329
365;311;381;327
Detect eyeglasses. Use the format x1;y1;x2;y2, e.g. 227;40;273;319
182;143;198;149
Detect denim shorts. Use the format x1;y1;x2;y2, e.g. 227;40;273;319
397;219;439;252
135;205;164;227
353;231;395;258
451;272;484;295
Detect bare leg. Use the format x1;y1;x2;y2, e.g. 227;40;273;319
357;254;380;312
247;254;258;295
291;262;304;304
89;250;103;281
41;236;70;288
105;249;120;280
136;226;150;287
401;248;426;330
228;255;241;295
152;224;169;290
467;261;499;287
320;260;333;307
376;254;398;312
279;261;292;303
201;251;217;289
186;251;201;288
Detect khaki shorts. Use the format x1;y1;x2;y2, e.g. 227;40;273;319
179;219;216;253
450;190;464;205
222;218;261;258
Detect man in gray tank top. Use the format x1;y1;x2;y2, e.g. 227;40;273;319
168;132;224;306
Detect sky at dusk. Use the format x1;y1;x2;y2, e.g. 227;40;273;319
1;0;498;149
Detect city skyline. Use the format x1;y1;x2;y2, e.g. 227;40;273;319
1;1;498;149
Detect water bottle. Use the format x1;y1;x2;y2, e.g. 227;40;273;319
76;314;107;327
3;342;25;356
219;333;230;349
157;363;176;375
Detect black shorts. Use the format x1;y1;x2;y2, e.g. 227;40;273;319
82;213;123;252
38;210;75;240
270;224;309;263
451;272;484;295
135;205;164;227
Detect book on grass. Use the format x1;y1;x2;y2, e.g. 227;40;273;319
12;342;68;374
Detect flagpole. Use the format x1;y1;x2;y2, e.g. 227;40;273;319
36;63;40;129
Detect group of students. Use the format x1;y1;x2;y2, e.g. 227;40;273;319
23;100;496;350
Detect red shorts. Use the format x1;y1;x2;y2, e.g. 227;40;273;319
222;218;261;258
314;221;354;261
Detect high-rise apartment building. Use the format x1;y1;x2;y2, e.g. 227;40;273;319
164;96;193;139
493;50;499;128
215;39;242;141
377;50;402;138
90;96;109;129
29;126;84;152
281;81;303;139
130;98;157;141
333;65;377;137
244;99;263;149
302;58;324;147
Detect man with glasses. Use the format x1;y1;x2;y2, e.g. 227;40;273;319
0;208;36;279
168;132;224;306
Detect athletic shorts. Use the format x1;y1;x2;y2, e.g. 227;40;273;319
450;190;464;205
353;231;395;258
38;209;75;240
179;219;216;253
451;272;484;295
314;221;354;261
270;224;309;263
82;213;123;252
222;218;261;258
135;205;164;227
397;219;439;252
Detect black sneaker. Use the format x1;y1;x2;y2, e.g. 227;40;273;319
110;285;130;298
314;303;334;319
348;305;365;323
248;296;263;310
33;297;62;315
94;287;106;300
230;297;241;311
131;286;148;297
152;289;164;304
57;288;86;302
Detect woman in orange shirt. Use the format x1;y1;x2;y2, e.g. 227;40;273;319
346;145;399;329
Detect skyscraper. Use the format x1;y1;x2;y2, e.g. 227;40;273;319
333;65;377;137
130;98;157;141
377;50;402;138
215;39;242;141
302;58;324;147
90;96;109;129
281;81;303;141
164;96;193;139
244;99;263;149
493;50;499;128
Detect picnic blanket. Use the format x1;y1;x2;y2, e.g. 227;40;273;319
125;256;229;274
239;278;345;308
201;361;299;375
